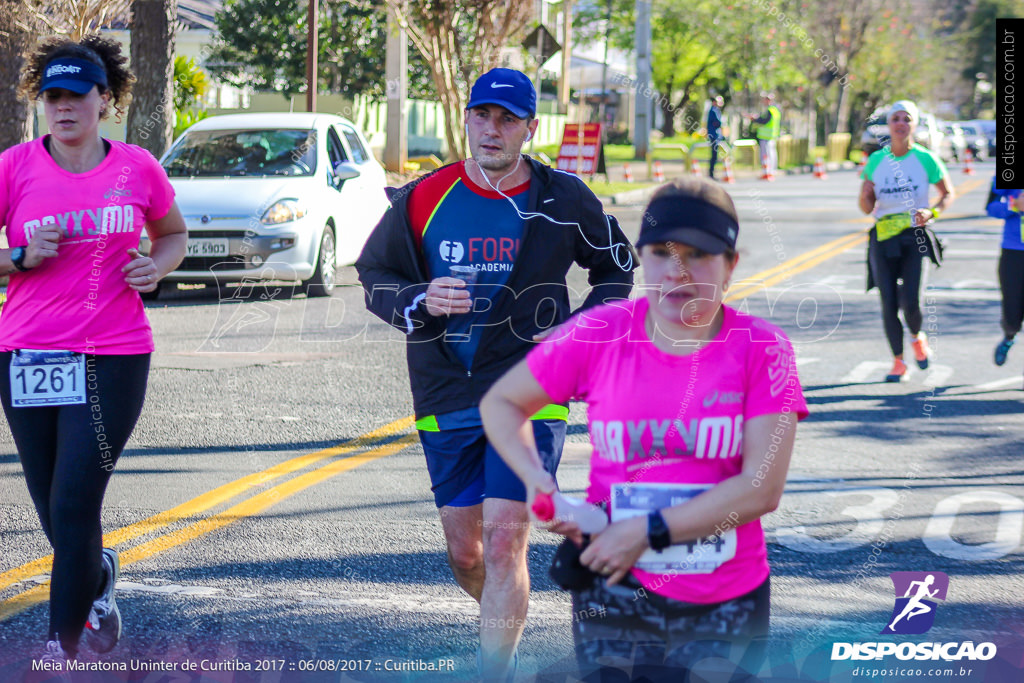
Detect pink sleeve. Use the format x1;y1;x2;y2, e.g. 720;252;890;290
745;330;809;421
144;150;175;221
525;318;592;404
0;150;11;230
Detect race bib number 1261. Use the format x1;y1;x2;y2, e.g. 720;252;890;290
10;350;87;407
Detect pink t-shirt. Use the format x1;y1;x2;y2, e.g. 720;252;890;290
527;297;809;604
0;137;175;354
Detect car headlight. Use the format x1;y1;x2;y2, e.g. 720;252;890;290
261;199;307;225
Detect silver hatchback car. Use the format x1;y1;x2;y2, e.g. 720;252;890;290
144;112;389;297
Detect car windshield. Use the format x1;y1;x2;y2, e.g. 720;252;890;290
163;128;317;177
960;125;978;136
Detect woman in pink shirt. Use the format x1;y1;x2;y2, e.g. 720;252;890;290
482;177;807;680
0;35;186;667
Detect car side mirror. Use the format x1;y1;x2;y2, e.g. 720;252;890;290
333;161;361;184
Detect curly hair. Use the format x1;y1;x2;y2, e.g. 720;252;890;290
18;34;135;121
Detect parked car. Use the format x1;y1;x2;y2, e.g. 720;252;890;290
954;122;987;161
940;122;967;162
144;112;389;297
964;120;995;159
861;107;944;156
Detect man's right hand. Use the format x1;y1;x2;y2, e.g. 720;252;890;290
425;277;472;316
24;225;62;268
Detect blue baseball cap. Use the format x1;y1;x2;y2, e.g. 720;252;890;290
466;68;536;119
39;58;108;95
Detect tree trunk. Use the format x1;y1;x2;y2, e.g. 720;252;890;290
126;0;176;156
658;95;676;138
834;80;853;135
0;1;36;153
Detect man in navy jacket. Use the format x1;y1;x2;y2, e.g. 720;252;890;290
356;68;634;680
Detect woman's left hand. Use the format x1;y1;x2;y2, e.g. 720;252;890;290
912;208;934;227
580;515;649;586
123;248;160;292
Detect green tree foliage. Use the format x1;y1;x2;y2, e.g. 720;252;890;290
206;0;432;99
173;56;209;138
574;0;777;137
385;0;534;159
575;0;1004;141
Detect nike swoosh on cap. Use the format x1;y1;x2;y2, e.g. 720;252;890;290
490;83;514;88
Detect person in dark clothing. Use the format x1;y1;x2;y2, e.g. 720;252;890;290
707;96;725;179
986;181;1024;371
355;68;635;682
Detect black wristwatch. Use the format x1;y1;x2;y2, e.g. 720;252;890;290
10;247;30;272
647;510;672;552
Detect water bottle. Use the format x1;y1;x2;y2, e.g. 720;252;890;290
531;491;608;534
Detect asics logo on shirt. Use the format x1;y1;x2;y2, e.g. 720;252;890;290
22;205;135;242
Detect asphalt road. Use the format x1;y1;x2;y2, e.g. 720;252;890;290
1;161;1022;683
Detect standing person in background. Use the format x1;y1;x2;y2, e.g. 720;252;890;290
749;92;781;180
0;35;187;668
706;95;725;180
985;181;1024;372
482;177;808;681
858;100;954;382
356;68;634;681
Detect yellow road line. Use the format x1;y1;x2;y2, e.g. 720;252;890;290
726;229;868;301
0;416;415;594
0;434;420;621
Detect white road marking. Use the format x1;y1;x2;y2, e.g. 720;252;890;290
923;491;1024;561
974;376;1023;392
841;361;893;383
921;363;955;387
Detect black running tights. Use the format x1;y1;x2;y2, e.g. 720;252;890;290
0;353;149;655
869;234;925;357
999;248;1024;339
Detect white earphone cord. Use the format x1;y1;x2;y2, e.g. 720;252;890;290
472;156;634;273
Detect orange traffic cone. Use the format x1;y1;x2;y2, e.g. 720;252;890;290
721;156;735;184
623;163;634;183
963;149;975;175
813;157;828;180
653;160;665;182
760;160;774;181
691;158;701;177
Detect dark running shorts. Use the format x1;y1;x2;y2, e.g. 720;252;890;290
419;419;566;508
571;572;770;682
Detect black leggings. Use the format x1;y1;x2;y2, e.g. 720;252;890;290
0;352;149;654
999;249;1024;339
869;230;927;356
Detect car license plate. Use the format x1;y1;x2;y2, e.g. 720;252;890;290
187;239;229;257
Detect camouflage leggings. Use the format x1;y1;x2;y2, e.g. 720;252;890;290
571;574;770;682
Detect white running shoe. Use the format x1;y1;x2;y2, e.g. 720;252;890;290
84;548;121;653
38;638;73;682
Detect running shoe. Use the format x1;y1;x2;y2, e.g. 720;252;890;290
84;548;121;653
38;639;73;682
885;358;908;383
995;338;1014;366
910;334;931;370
